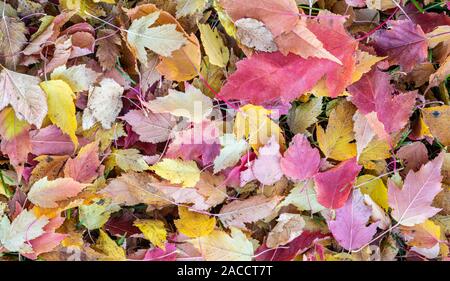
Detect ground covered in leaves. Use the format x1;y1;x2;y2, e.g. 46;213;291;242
0;0;449;261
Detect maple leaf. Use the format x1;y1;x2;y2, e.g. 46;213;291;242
233;104;285;152
156;33;201;81
0;68;48;127
108;148;150;172
280;134;321;181
143;243;177;261
93;230;126;261
96;29;122;71
373;20;428;72
278;180;325;214
176;0;208;18
133;219;167;249
127;11;187;64
388;152;445;226
0;210;48;254
144;84;213;123
79;199;120;230
28;177;88;208
43;36;72;74
188;227;254;261
313;158;362;209
287;97;323;134
251;136;283;185
266;214;305;248
166;121;221;166
63;142;101;183
29;155;69;185
221;0;299;38
219;13;357;104
255;216;328;261
150;158;201;187
122;109;177;144
421;106;450;147
356;175;389;211
328;190;379;251
316;100;356;161
213;134;249;174
275;21;341;64
397;142;429;176
174;206;216;238
218;195;282;228
348;68;417;134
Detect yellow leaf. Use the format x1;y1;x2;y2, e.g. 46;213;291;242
60;0;106;18
109;148;150;172
198;23;229;67
156;34;201;81
188;227;254;261
358;138;391;169
144;84;213;123
421;106;450;146
175;0;208;18
213;0;236;38
93;0;114;3
39;80;78;147
356;175;389;211
400;220;441;248
0;107;30;140
427;25;450;48
234;104;285;152
365;0;396;11
174;206;216;238
316;100;356;161
133;219;167;249
30;15;54;41
287;97;323;134
351;50;386;83
150;158;200;187
93;230;126;261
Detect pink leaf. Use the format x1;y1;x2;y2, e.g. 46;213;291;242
255;231;328;261
313;158;362;209
0;130;30;179
143;243;177;261
122;109;176;144
221;0;299;37
373;20;427;72
388;152;444;226
328;190;378;251
166;121;220;166
63;142;101;183
252;137;283;185
348;68;417;133
218;15;357;104
280;134;320;181
28;177;88;208
30;125;86;156
22;216;66;260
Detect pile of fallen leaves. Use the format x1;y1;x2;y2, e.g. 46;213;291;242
0;0;449;261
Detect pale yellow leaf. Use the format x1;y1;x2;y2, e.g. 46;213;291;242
150;158;200;187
